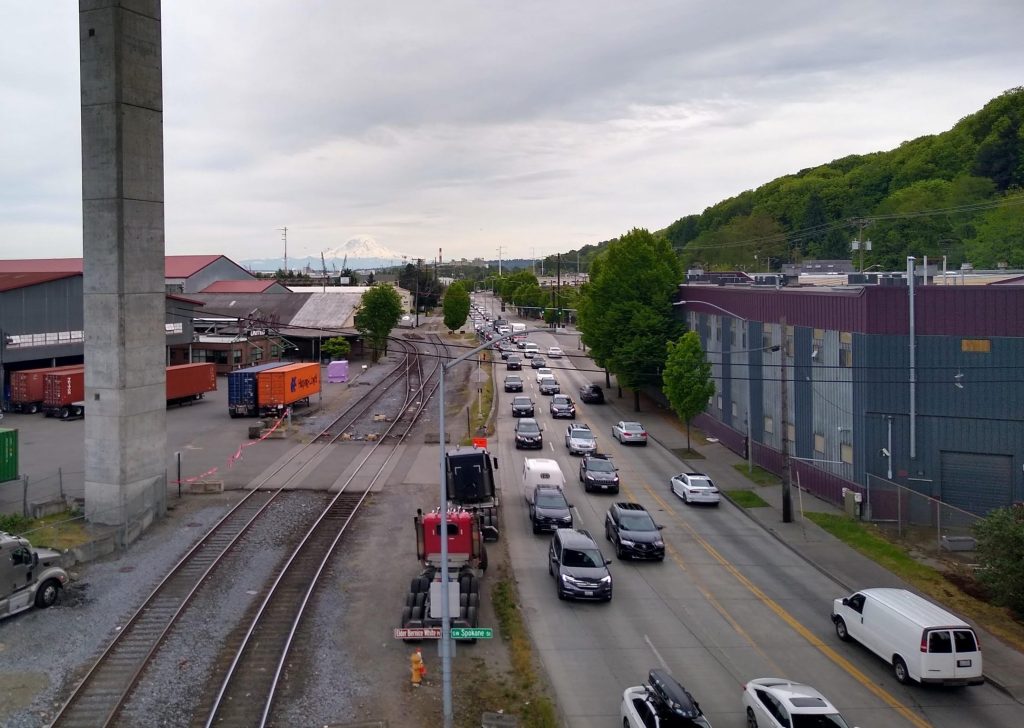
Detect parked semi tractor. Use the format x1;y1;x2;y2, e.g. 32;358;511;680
0;531;68;618
226;362;288;417
446;447;500;541
398;508;486;641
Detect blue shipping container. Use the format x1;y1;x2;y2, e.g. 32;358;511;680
227;363;288;418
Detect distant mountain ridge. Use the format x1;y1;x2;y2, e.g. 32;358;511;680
240;235;408;272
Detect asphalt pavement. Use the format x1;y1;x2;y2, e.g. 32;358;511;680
591;380;1024;704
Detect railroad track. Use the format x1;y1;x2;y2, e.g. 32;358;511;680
50;336;448;728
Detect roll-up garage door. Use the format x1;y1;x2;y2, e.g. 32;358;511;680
940;451;1013;515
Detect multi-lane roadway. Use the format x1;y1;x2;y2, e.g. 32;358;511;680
486;322;1022;727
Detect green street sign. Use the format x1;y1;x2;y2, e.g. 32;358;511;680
450;627;493;639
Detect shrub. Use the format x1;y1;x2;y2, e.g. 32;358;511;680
973;503;1024;616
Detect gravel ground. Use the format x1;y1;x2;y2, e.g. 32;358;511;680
0;324;515;728
0;495;237;728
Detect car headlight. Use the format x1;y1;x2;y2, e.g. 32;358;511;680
620;538;635;546
600;575;612;584
560;574;580;585
654;540;664;547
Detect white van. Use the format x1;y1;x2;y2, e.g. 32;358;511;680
511;322;527;334
831;588;983;686
522;458;565;505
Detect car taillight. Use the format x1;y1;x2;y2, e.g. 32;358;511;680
920;631;928;652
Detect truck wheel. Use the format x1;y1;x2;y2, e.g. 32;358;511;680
893;656;910;684
35;579;60;608
459;574;472;594
405;592;415;608
468;593;479;609
29;403;39;414
460;593;469;608
467;605;478;626
414;592;426;609
479;546;488;572
834;617;851;642
469;576;480;595
410;606;423;621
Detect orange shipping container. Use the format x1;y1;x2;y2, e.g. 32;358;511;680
43;368;85;410
166;363;217;404
256;362;320;413
11;365;83;413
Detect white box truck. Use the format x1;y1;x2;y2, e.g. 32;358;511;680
522;458;565;505
831;588;983;686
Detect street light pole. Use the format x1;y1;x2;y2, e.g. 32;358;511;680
437;327;547;728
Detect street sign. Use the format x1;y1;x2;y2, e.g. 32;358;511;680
394;627;442;639
450;627;493;639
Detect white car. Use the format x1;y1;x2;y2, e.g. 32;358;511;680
547;346;564;358
612;421;648;446
622;669;712;728
522;342;540;358
670;472;721;506
742;678;852;728
535;368;554;384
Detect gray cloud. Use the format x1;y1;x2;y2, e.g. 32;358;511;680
1;2;1022;261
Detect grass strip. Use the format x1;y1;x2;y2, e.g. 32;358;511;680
728;490;771;508
804;512;1024;651
1;510;94;550
732;463;781;486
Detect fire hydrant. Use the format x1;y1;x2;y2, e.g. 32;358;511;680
410;648;427;687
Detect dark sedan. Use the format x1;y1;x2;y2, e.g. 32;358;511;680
511;396;535;417
514;417;544;449
549;394;576;419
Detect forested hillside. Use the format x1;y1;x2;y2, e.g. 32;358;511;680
661;87;1024;271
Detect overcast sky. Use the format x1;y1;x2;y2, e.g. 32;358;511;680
1;2;1021;265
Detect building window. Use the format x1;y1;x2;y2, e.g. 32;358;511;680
839;331;852;368
840;443;854;464
233;349;242;363
717;396;723;411
731;402;738;418
252;347;264;362
814;433;826;454
764;416;774;434
786;423;795;446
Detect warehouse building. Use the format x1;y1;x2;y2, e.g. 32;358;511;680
677;269;1024;517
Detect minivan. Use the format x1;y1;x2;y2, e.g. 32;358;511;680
831;588;984;686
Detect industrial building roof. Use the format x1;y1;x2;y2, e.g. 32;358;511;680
0;255;234;278
0;271;80;292
200;279;284;293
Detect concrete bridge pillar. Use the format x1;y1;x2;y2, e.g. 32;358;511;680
80;1;167;533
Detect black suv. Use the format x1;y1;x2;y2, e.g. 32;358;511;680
503;374;523;392
549;394;576;419
529;485;573;534
511;396;535;417
548;528;612;601
506;355;523;371
530;356;547;369
605;502;665;561
579;384;605;404
514;417;543;449
579;454;619;493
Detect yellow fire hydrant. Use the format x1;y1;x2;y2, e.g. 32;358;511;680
410;648;427;687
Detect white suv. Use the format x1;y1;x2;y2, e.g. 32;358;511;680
742;679;851;728
547;346;563;358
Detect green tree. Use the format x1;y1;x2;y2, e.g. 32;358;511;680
443;280;471;332
973;504;1024;616
577;228;683;409
354;284;404;361
321;336;351;361
662;331;715;451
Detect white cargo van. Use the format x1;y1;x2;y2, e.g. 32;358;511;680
831;588;983;686
522;458;565;505
511;322;527;335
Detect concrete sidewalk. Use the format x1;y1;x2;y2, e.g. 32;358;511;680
602;388;1024;703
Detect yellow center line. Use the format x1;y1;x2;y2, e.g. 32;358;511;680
621;484;783;673
641;483;932;728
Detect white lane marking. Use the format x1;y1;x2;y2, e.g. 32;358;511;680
644;634;670;672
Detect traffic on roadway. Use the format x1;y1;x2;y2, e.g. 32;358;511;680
471;296;1022;728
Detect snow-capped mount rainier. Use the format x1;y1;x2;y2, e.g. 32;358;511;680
239;236;410;272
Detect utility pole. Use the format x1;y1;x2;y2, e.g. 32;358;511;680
780;315;792;523
556;253;561;327
415;258;423;328
278;226;288;274
497;246;502;277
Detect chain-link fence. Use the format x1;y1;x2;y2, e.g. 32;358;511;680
863;473;981;557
